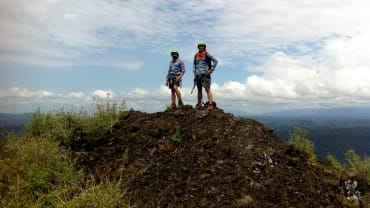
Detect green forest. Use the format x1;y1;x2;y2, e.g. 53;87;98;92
254;116;370;162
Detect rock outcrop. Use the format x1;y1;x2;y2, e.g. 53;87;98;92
70;106;369;207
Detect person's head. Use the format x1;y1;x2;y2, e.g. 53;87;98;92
170;49;179;60
197;41;206;52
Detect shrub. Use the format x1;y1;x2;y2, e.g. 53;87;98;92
65;177;128;208
326;154;345;176
289;126;316;161
0;133;84;207
1;96;130;207
83;96;125;139
24;107;59;137
171;125;184;144
24;98;126;143
0;125;8;138
345;149;370;181
0;133;130;207
327;149;370;182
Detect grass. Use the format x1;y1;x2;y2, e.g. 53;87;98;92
288;126;370;183
327;149;370;182
171;125;184;144
2;100;369;207
0;97;129;207
345;149;370;180
24;96;126;143
0;133;84;207
65;177;128;208
289;126;316;163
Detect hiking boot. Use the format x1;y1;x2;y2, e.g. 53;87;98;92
171;103;176;109
207;103;213;110
195;103;202;110
178;100;184;108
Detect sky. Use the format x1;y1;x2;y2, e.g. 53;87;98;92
0;0;370;114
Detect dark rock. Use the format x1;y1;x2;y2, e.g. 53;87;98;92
67;108;367;208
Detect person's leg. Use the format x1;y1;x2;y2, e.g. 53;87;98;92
171;89;176;108
204;77;213;109
197;87;202;107
196;79;203;109
206;88;213;104
205;88;213;109
173;85;183;107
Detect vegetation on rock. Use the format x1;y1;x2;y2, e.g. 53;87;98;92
0;100;369;207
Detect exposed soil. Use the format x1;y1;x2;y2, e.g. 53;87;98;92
69;105;369;208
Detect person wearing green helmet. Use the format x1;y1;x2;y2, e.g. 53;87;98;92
193;41;218;110
166;49;185;109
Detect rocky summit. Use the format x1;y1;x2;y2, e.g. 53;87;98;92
69;105;369;208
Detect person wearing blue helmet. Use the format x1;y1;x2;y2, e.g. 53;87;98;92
193;41;218;110
166;49;185;109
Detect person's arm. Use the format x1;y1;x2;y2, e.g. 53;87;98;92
209;54;218;71
166;63;171;85
193;54;196;76
177;61;185;80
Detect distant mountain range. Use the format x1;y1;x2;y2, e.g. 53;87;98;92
243;106;370;119
0;113;32;134
2;107;370;126
0;113;32;127
245;107;370;162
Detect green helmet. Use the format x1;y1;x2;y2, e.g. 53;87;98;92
197;41;206;47
170;49;179;55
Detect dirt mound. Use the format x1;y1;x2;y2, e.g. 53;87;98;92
70;106;369;208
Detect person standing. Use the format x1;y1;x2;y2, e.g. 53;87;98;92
193;41;218;110
166;49;185;109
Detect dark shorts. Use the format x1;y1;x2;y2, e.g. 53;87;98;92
196;74;211;90
168;76;181;89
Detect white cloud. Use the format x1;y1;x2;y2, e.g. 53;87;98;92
94;60;144;71
126;88;150;97
0;87;86;113
0;88;115;113
0;87;56;98
0;0;152;69
210;33;370;113
63;13;78;19
91;89;114;99
2;0;368;67
1;1;370;113
67;92;85;99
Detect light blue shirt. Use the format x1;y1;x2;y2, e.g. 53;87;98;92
167;59;185;77
193;52;218;76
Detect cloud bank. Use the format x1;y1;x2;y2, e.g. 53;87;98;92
1;30;370;114
1;0;369;113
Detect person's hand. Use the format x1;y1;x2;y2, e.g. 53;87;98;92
206;69;212;75
176;75;181;81
166;80;169;86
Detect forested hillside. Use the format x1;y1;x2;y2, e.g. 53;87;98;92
254;116;370;161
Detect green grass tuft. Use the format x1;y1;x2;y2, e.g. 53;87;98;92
0;134;83;207
289;126;316;162
24;97;126;143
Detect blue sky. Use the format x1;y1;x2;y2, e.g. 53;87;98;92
1;0;370;114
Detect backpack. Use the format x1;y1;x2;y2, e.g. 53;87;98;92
193;52;212;69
